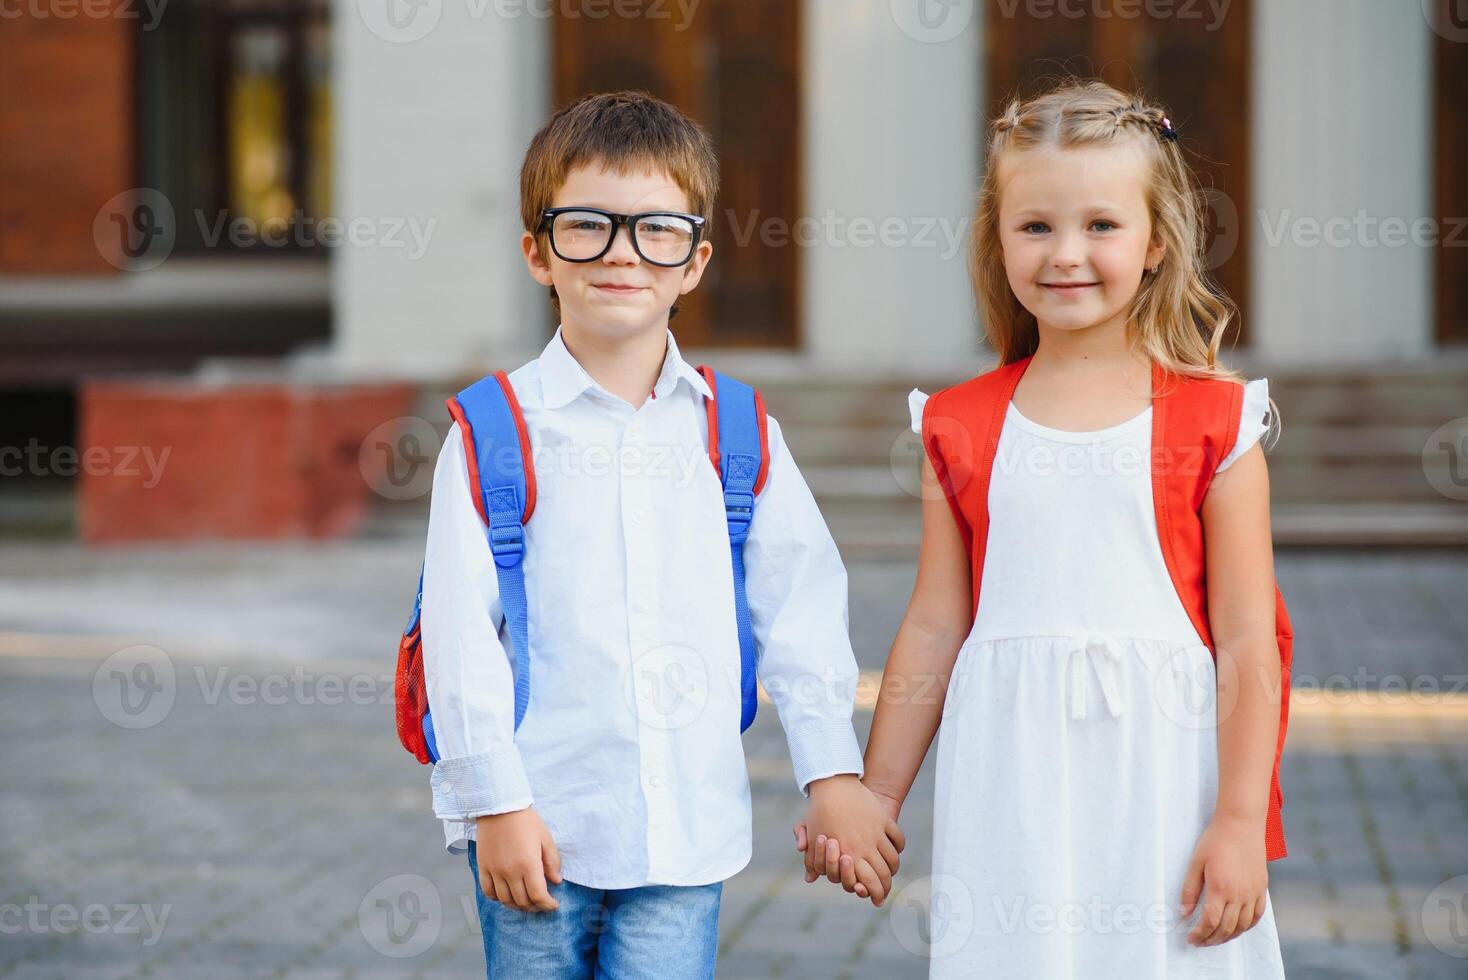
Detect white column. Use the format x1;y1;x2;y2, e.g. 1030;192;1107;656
1250;0;1434;363
330;0;551;378
801;0;983;372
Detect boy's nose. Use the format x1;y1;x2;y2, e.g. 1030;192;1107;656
603;224;640;264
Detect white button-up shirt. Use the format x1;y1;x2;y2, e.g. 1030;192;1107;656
421;326;864;889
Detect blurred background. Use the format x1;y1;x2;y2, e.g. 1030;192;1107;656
2;0;1466;977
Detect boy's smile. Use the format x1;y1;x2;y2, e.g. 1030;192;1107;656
522;164;713;345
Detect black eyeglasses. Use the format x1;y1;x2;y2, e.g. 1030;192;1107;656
539;207;705;268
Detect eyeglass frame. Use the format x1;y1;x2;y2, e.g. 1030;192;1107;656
538;207;707;268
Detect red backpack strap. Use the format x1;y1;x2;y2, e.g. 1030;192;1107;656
1152;361;1290;861
1149;361;1241;651
920;356;1032;620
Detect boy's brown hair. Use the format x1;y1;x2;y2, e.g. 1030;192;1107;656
520;90;719;238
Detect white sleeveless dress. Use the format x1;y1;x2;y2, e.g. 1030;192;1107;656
908;380;1287;979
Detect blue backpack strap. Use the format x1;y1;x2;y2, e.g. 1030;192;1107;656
448;371;536;732
701;368;771;733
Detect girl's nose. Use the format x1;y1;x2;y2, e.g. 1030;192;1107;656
1049;233;1086;269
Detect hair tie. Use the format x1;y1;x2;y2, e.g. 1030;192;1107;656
1158;116;1179;142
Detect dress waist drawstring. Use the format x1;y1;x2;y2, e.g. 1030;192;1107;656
1067;631;1127;720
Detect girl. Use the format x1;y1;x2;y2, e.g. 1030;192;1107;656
799;80;1291;977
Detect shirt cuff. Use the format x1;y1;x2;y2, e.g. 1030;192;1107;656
786;719;865;796
431;745;534;819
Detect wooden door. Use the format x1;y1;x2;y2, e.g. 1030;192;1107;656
1431;0;1468;345
552;0;801;348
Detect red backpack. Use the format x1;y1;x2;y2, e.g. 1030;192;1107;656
920;356;1292;861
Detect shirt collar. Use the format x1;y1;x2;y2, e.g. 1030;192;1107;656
538;325;712;410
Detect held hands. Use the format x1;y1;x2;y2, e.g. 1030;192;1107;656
793;775;905;906
473;807;563;912
1180;814;1269;946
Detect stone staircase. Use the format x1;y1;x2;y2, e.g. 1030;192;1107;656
380;364;1468;557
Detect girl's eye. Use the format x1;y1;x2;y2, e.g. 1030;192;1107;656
1090;220;1117;232
1022;222;1049;234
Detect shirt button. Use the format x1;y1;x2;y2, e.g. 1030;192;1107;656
632;600;648;613
633;510;649;524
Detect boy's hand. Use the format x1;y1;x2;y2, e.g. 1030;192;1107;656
473;807;563;912
1180;813;1268;946
797;775;904;906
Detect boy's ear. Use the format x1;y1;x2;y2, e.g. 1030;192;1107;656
678;239;714;296
522;231;555;287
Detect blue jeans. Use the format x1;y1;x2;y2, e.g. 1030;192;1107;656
465;840;722;979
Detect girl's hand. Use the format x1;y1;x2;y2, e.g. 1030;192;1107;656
793;781;904;901
1180;813;1268;946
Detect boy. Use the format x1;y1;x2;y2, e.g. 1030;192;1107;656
421;91;902;978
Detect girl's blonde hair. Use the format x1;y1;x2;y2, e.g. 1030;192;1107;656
972;79;1241;386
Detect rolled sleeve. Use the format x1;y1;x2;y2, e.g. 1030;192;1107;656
431;746;533;819
421;429;532;819
742;415;865;796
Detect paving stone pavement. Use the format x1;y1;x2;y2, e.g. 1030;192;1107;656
1;541;1466;979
